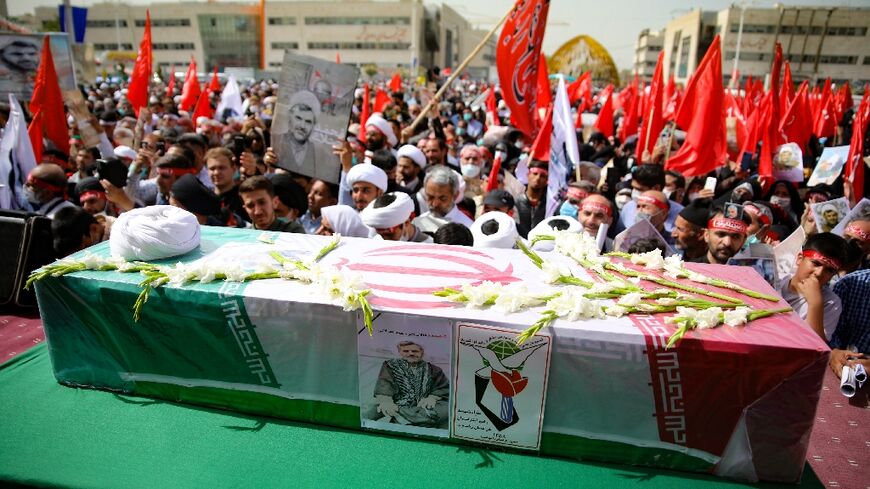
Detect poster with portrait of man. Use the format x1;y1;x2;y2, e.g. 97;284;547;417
807;146;850;187
271;52;359;184
0;33;76;102
358;313;452;438
811;197;850;234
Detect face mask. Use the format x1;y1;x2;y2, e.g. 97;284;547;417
615;194;630;210
631;189;642;202
461;164;480;178
463;113;472;121
744;234;759;247
456;127;465;136
770;195;791;208
687;192;701;202
635;211;654;224
663;188;674;200
559;201;578;218
24;188;41;206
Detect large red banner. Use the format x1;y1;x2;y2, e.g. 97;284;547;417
496;0;551;139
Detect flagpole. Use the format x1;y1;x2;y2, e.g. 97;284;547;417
403;6;513;139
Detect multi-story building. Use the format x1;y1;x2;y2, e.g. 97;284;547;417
642;5;870;86
31;0;495;78
633;29;663;81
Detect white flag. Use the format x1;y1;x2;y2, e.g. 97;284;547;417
0;94;37;210
216;75;244;121
546;75;579;216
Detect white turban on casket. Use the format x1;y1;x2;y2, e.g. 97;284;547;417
360;192;414;229
320;205;375;238
528;215;583;252
110;205;201;261
470;211;518;249
346;163;389;192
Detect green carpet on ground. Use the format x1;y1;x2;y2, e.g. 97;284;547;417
0;344;823;489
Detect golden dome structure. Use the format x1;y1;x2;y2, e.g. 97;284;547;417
548;35;620;86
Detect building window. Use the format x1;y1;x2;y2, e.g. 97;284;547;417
268;17;297;25
268;61;283;67
304;16;411;26
93;43;134;51
136;18;190;27
87;19;127;28
271;42;299;50
729;23;775;34
787;54;858;65
826;26;868;36
152;43;196;50
864;57;870;65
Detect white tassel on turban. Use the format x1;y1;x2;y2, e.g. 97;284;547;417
470;211;518;249
110;205;200;261
360;192;414;229
320;205;376;238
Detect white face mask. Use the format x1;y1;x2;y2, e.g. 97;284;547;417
770;195;791;208
663;188;674;200
631;189;642;202
615;194;631;210
461;164;481;178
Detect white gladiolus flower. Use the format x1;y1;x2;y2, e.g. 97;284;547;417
723;307;752;327
665;306;699;324
223;263;248;282
589;282;620;294
617;292;644;307
656;297;678;306
541;261;569;284
604;305;629;317
255;260;277;274
663;255;685;276
695;307;723;329
493;283;533;313
81;253;107;270
630;249;665;270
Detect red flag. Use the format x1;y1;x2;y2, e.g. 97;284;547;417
770;43;782;114
844;97;865;202
389;72;402;92
618;79;639;142
27;36;69;162
191;87;214;122
780;61;794;118
723;90;747;162
662;75;680;122
566;72;589;106
780;81;813;152
529;104;553;161
535;53;551;124
208;66;220;93
637;51;665;162
485;87;499;127
485;153;503;193
126;10;152;116
666;35;726;177
358;84;370;144
841;83;854;112
757;91;777;183
496;0;551;139
593;85;615;138
335;52;341;64
179;57;201;112
814;79;836;138
166;64;176;97
738;98;763;164
373;88;390;113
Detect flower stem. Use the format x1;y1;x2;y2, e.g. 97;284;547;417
515;238;544;269
516;310;558;345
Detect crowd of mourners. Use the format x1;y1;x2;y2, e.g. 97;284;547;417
3;71;869;380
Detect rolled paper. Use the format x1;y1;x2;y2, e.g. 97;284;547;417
855;363;867;387
596;222;609;251
840;365;857;398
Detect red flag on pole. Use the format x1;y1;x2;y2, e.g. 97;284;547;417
358;84;370;144
844;98;865;202
592;85;614;138
389;72;402;93
637;51;665;162
373;88;390;113
723;90;747;162
618;79;639;142
191;87;214;122
780;61;794;118
769;43;783;120
535;53;551;124
496;0;551;139
666;35;726;177
126;10;152;116
814;79;836;138
780;81;813;153
529;104;553;161
208;66;221;93
179;57;201;112
27;36;69;162
485;87;499;127
757;92;777;183
166;64;176;97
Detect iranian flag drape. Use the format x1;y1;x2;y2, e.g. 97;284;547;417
496;0;551;139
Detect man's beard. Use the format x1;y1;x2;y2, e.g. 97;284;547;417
365;138;384;151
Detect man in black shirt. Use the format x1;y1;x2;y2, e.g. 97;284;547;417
238;176;305;233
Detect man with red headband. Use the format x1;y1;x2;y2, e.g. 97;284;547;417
635;190;672;245
691;205;752;265
154;154;198;206
577;194;613;243
777;233;848;342
24;163;75;218
844;220;870;269
75;177;110;216
515;159;549;238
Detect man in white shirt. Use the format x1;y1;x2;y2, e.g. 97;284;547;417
413;165;473;233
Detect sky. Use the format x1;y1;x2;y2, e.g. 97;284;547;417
6;0;859;69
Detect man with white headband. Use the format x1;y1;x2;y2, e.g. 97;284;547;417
777;233;848;342
342;163;388;211
365;114;398;152
361;192;431;242
470;211;519;249
396;144;427;193
691;205;752;265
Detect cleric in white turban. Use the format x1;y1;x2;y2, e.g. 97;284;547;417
396;144;427;192
365;114;398;149
470;211;519;249
361;192;432;242
344;163;388;211
316;205;375;238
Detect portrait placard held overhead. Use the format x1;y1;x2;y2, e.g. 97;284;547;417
0;34;76;102
271;52;359;184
